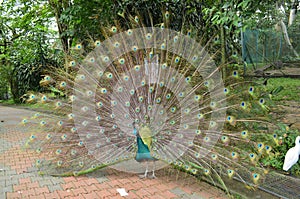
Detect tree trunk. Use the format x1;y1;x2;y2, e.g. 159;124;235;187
276;2;299;57
48;0;73;73
288;0;298;26
220;25;226;78
219;0;226;79
48;0;70;55
289;9;297;26
279;20;299;57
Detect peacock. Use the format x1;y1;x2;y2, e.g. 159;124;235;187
133;121;158;179
23;10;281;194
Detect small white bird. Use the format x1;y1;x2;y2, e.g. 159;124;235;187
283;136;300;171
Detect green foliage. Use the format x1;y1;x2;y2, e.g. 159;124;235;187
1;0;299;104
265;78;300;102
202;0;280;33
0;99;15;105
0;0;59;103
262;124;300;175
46;0;115;55
0;63;11;100
58;0;114;44
8;34;48;102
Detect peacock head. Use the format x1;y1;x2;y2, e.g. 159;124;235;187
132;121;138;129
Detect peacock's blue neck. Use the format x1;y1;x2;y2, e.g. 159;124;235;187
137;137;150;153
134;128;156;162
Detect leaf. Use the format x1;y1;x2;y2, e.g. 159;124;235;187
271;86;284;95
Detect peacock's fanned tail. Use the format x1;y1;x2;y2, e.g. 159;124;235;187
23;12;277;191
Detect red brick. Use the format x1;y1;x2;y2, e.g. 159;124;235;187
26;182;39;189
155;183;170;191
129;181;146;190
72;187;88;196
134;189;151;198
6;192;22;199
148;194;166;199
82;191;99;199
124;191;139;199
211;189;226;197
198;182;212;190
21;163;32;168
19;178;31;184
34;187;49;195
118;178;133;185
95;189;112;198
112;173;125;178
65;194;85;199
106;174;119;181
165;182;178;189
57;190;74;198
107;188;120;196
20;188;36;198
129;177;141;183
108;195;124;199
95;182;112;190
107;180;121;188
180;186;194;194
143;179;159;187
13;184;27;192
84;178;99;186
64;176;78;183
161;191;178;199
43;191;60;199
189;183;202;191
73;179;88;188
62;182;76;190
84;184;99;192
26;194;46;199
12;164;21;170
142;187;159;195
124;183;136;191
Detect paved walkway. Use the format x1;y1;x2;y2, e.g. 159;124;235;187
0;106;228;199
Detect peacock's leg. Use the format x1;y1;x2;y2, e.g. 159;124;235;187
149;161;156;179
139;161;148;179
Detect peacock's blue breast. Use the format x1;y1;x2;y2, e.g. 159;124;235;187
135;137;156;162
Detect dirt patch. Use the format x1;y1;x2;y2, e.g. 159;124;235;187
271;100;300;131
265;67;300;77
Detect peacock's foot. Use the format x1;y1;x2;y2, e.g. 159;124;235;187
139;174;148;179
139;168;148;179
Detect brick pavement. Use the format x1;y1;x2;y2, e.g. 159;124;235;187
0;106;229;199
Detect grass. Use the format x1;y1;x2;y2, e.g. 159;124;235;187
25;102;54;111
0;99;55;112
264;78;300;102
0;99;15;105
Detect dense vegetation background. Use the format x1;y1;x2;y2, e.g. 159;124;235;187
0;0;299;102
